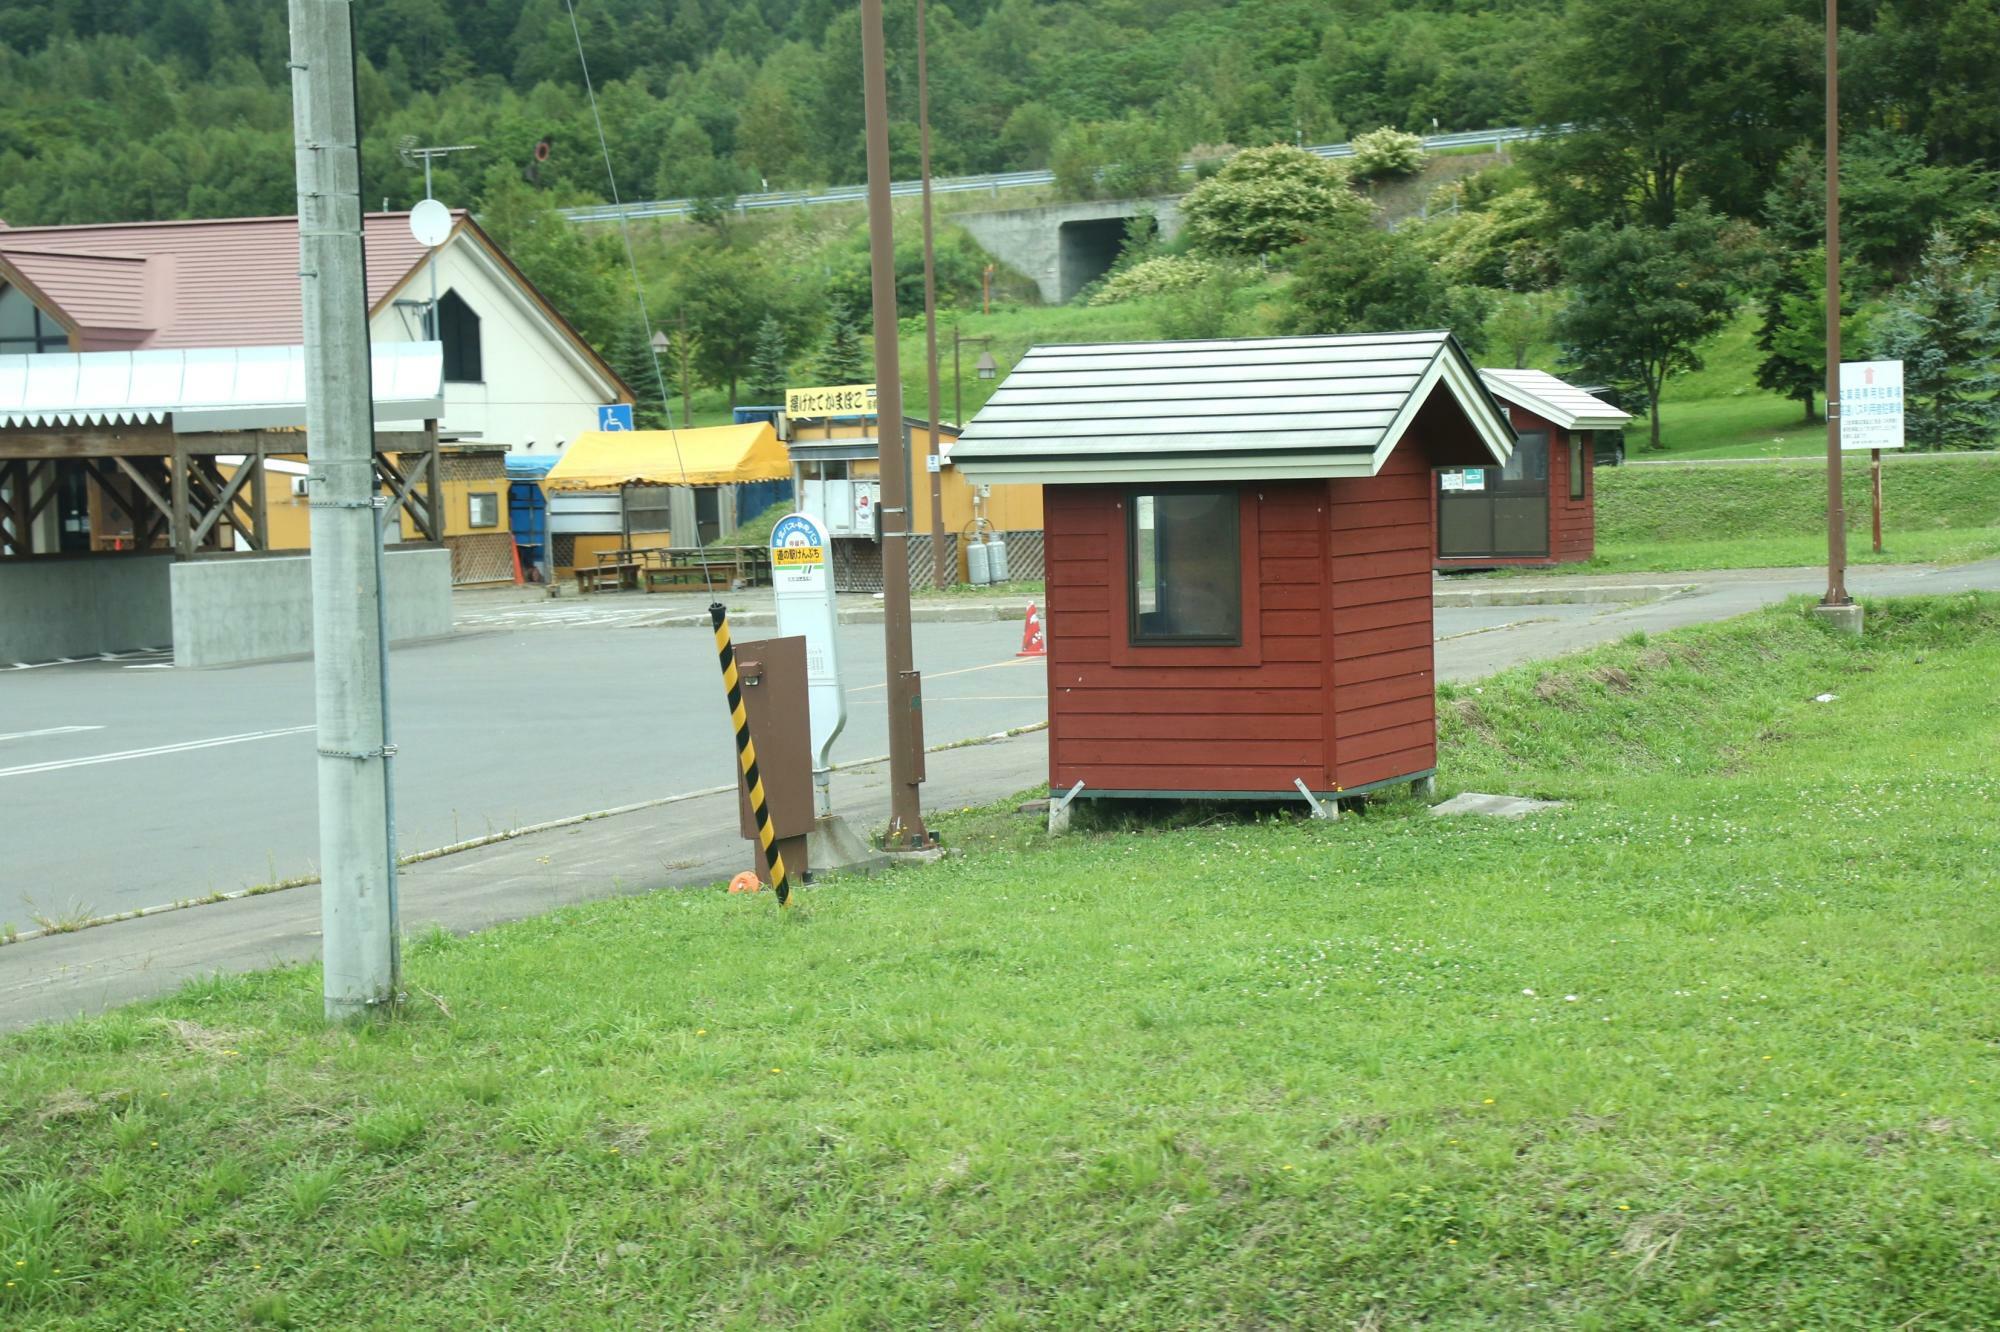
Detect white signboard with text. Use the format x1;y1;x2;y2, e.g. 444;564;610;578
770;513;846;779
1840;360;1905;452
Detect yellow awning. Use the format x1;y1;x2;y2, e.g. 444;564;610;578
542;422;788;491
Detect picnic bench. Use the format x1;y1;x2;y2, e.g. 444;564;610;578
575;545;774;594
639;545;774;593
574;548;643;593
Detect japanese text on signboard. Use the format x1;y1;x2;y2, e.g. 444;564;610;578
786;384;878;417
1839;360;1905;451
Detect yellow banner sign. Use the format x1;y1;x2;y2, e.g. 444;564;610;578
786;383;878;416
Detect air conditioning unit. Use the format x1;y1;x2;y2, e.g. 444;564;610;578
290;476;312;497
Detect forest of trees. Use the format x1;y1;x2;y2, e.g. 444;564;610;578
5;0;1996;227
3;1;1996;444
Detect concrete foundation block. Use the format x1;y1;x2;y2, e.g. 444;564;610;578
171;547;452;668
1812;602;1865;636
1430;792;1565;819
805;814;892;879
0;555;173;663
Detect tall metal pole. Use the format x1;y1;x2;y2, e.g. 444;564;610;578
1820;0;1850;608
860;0;929;848
289;0;398;1018
916;0;949;589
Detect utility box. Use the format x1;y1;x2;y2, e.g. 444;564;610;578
733;634;814;884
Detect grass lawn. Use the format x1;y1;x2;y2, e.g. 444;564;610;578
6;594;1999;1327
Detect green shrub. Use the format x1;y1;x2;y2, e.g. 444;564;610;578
1350;126;1426;178
1181;144;1371;258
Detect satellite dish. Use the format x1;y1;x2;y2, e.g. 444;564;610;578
409;198;452;247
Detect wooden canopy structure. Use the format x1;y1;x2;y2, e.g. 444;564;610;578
0;343;445;560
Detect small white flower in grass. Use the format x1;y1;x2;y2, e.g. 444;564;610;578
1564;995;1579;1003
1522;988;1535;996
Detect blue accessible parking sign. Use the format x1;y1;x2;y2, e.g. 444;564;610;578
597;404;634;431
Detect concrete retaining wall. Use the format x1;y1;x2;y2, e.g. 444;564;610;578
957;197;1184;304
0;556;175;663
170;547;453;669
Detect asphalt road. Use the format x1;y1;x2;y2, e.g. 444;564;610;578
1;617;1044;926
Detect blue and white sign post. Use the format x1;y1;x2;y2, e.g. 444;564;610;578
771;512;846;816
597;403;635;431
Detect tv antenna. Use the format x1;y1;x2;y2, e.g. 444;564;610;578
398;142;478;341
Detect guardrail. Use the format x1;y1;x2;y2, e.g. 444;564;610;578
561;125;1546;225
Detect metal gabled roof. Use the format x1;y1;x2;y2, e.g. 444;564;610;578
0;342;444;431
1479;368;1631;431
951;332;1515;484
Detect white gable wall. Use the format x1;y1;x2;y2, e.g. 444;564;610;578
370;236;618;452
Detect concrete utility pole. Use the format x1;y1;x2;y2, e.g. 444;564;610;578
916;0;950;590
290;0;400;1017
1816;0;1860;632
860;0;930;848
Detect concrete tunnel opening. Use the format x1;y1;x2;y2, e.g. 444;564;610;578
1056;215;1154;303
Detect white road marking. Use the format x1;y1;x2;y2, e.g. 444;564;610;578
5;648;170;671
845;656;1036;694
0;725;315;779
0;725;106;744
123;663;176;670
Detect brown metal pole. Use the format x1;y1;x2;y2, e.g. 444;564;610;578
679;310;692;428
860;0;929;848
1871;447;1883;553
1821;0;1849;605
917;0;949;590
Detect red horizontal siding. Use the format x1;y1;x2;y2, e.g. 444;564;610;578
1057;687;1323;715
1060;713;1323;740
1047;480;1332;793
1325;433;1439;790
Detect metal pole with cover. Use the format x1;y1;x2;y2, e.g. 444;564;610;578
289;0;399;1017
860;0;931;848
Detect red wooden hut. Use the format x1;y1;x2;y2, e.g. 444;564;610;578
951;332;1517;817
1433;369;1631;569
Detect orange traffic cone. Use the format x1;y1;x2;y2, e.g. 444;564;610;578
1016;601;1046;658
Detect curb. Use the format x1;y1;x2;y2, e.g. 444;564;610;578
645;602;1037;628
0;722;1051;949
1433;583;1695;608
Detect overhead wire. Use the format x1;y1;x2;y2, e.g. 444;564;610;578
561;0;712;583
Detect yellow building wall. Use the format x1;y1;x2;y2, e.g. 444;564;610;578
212;453;512;549
560;530;672;578
802;420;1044;537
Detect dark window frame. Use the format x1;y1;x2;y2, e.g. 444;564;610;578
0;295;70;355
467;491;500;529
1569;434;1586;500
1124;484;1244;647
438;289;483;384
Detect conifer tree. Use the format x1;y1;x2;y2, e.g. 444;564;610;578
816;300;868;384
745;316;789;406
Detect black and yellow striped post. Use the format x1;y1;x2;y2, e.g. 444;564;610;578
710;602;792;906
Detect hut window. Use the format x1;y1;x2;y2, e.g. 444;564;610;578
467;492;499;528
1128;489;1240;645
1569;435;1586;499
